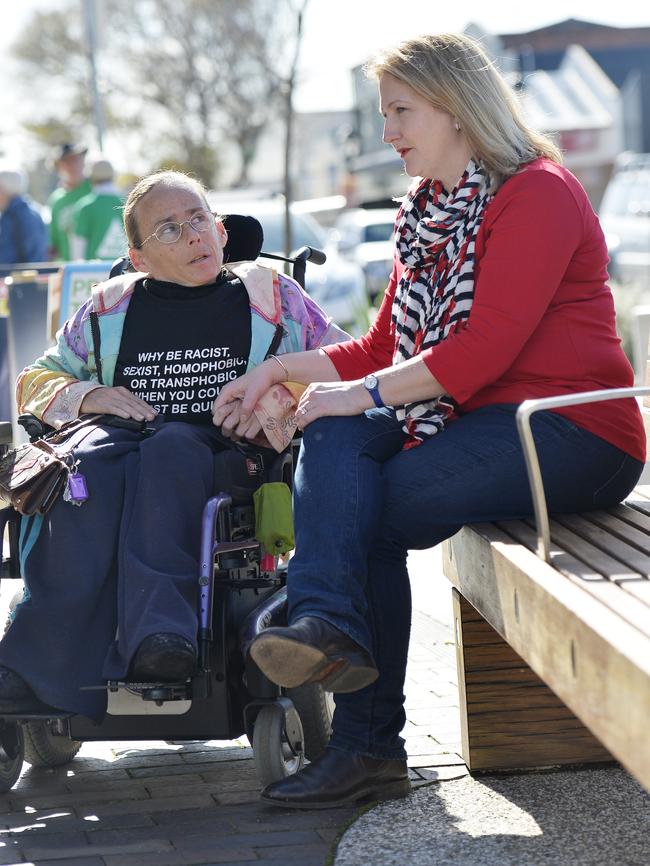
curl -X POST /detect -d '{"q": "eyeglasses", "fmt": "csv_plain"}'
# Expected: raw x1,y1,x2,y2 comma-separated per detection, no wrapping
139,211,217,247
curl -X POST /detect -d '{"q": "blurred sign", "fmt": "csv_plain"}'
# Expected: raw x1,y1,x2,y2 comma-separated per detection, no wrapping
3,268,57,442
558,129,599,153
0,318,9,422
57,262,111,330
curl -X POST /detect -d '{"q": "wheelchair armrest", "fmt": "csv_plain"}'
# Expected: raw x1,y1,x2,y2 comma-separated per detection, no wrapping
1,507,21,581
267,450,293,485
17,414,49,441
0,422,11,446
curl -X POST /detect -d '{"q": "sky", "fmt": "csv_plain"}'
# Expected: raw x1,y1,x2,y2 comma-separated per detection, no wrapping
1,0,649,165
295,2,650,112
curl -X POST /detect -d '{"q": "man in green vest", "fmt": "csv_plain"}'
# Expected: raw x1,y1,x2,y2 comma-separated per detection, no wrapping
71,157,126,261
48,143,92,261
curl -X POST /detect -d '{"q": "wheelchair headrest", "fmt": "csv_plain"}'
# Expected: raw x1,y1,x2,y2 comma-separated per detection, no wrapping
109,214,265,279
221,214,264,263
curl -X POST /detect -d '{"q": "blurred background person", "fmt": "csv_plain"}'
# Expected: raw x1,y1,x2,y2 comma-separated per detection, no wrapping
71,156,126,260
0,164,47,266
48,142,91,261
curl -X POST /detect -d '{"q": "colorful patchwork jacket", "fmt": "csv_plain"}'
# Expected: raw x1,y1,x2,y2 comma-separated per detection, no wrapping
17,262,347,426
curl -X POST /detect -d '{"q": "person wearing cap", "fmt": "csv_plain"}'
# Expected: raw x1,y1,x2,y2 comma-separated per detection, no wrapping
71,156,126,260
48,143,92,261
0,165,48,266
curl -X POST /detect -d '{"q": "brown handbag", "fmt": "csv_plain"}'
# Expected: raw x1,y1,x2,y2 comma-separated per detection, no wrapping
0,439,69,515
0,415,104,517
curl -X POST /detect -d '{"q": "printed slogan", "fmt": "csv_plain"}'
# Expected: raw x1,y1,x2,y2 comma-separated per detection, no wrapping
122,346,247,417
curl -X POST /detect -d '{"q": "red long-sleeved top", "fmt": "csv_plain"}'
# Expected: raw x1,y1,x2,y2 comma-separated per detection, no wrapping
324,158,646,462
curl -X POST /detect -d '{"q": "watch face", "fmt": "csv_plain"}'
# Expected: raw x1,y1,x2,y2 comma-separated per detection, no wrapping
365,374,378,389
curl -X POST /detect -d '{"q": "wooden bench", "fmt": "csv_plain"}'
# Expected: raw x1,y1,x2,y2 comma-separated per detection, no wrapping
442,383,650,792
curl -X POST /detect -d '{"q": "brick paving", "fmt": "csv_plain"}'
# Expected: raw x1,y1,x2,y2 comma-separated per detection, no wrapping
0,555,465,865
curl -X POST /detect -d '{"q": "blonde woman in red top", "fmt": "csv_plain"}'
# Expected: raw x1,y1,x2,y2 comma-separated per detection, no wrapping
214,32,644,809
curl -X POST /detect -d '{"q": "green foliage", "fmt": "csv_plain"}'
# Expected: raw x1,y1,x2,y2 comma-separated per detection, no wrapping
610,281,650,378
22,119,79,149
10,0,299,186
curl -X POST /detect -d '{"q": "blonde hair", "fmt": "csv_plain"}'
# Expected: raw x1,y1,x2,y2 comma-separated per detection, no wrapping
365,32,562,188
124,170,209,248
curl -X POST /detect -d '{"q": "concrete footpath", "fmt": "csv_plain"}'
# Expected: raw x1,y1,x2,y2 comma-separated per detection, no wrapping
0,549,647,865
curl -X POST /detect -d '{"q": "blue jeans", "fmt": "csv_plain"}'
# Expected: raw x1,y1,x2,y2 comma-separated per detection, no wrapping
287,405,643,760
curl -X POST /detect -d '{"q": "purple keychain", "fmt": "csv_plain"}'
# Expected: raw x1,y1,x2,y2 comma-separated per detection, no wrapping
63,460,89,506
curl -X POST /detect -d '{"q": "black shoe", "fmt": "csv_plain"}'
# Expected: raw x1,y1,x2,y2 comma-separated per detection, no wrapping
261,747,410,809
131,633,196,683
249,616,379,693
0,665,61,715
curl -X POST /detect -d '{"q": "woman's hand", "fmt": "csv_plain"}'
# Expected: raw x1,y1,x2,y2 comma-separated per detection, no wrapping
295,380,372,429
212,359,280,428
80,386,157,421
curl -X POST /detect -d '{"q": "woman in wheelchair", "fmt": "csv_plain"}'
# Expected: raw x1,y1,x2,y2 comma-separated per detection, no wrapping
0,170,343,721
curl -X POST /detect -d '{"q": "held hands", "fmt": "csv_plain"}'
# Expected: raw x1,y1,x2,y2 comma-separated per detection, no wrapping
212,360,279,435
216,399,263,442
80,386,157,421
213,360,374,438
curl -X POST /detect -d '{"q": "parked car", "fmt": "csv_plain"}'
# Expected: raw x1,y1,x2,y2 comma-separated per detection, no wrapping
332,208,398,304
599,152,650,288
206,194,368,334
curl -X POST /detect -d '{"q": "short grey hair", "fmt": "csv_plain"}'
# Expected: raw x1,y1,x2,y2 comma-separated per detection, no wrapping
0,166,26,198
124,170,210,249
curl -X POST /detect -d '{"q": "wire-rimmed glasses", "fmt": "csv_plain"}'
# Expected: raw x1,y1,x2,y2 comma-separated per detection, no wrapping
138,211,217,247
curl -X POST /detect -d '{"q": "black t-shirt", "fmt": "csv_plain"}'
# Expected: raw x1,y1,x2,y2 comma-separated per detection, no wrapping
114,272,251,424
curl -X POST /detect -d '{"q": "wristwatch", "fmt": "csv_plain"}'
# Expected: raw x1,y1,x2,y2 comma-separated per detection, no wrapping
363,374,385,408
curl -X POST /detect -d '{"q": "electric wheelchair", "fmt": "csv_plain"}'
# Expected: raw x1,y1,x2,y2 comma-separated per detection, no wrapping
0,216,333,793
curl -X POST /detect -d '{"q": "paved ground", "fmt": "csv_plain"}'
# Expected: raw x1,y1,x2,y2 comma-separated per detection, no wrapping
334,551,650,866
335,766,650,866
0,548,465,865
1,549,646,865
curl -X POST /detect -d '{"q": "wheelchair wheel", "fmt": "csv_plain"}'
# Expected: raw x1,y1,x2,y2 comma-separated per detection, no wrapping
2,589,81,769
252,703,305,787
0,721,24,792
23,721,82,768
287,682,333,762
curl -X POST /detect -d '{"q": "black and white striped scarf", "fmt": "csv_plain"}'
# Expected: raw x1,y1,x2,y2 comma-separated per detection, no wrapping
391,160,493,446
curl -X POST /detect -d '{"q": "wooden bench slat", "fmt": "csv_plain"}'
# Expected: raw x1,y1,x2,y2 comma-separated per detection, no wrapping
495,520,650,637
628,500,650,520
583,510,650,562
551,513,650,607
609,501,650,533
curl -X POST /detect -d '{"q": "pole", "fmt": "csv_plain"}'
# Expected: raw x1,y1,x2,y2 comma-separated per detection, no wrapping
282,0,309,264
82,0,105,151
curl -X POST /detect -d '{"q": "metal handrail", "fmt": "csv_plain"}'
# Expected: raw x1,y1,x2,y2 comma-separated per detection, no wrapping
516,386,650,563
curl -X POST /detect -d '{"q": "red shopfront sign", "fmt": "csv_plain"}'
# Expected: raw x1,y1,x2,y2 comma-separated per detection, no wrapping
558,129,599,152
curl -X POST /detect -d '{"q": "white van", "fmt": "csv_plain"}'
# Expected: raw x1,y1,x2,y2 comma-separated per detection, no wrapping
207,194,368,334
599,152,650,288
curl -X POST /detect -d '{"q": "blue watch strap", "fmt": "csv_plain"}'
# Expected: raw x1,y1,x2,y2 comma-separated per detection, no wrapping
364,376,384,408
